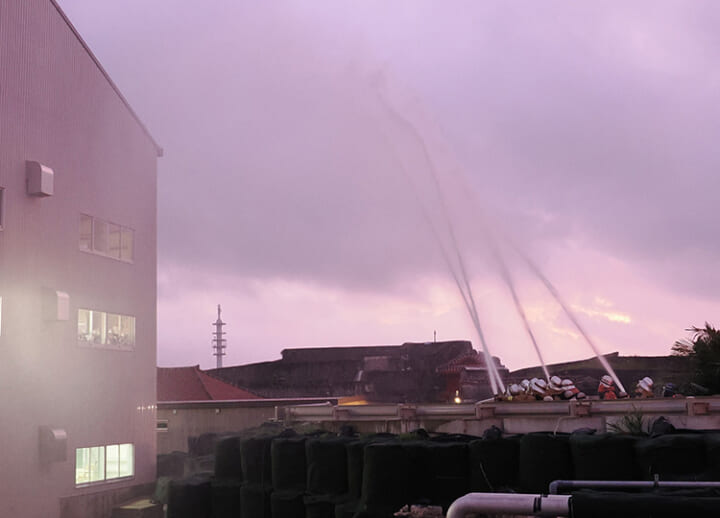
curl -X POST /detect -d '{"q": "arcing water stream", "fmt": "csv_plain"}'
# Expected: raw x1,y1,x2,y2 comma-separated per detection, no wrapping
373,72,624,396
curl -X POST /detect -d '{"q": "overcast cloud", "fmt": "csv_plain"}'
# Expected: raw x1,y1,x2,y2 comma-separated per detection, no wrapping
57,1,720,370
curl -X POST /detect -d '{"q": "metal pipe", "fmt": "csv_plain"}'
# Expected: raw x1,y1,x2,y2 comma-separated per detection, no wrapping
446,492,571,518
549,479,720,494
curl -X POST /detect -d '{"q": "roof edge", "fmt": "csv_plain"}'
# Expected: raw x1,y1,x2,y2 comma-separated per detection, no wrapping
49,0,163,157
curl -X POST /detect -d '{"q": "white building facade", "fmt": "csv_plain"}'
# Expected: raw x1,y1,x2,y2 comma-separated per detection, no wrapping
0,1,160,516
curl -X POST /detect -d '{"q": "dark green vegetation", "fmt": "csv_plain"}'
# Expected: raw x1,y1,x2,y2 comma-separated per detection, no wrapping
672,323,720,394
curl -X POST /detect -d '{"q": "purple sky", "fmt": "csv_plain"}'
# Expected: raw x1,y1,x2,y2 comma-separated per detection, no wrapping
57,1,720,371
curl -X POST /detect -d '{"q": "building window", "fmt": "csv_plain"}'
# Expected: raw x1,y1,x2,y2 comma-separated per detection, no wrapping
75,443,134,486
79,214,134,262
0,187,5,230
78,309,135,350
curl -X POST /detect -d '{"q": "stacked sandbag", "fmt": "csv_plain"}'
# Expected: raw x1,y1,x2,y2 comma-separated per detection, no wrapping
518,433,573,493
270,491,306,518
356,441,410,517
571,489,720,518
468,436,521,492
209,435,244,518
214,435,244,480
189,432,220,457
211,478,242,518
703,433,720,480
241,435,275,518
333,440,368,518
157,451,188,479
241,484,272,518
304,437,351,518
272,436,307,491
635,433,707,481
271,436,308,518
402,442,433,505
241,436,274,487
428,442,469,511
570,433,639,481
167,473,213,518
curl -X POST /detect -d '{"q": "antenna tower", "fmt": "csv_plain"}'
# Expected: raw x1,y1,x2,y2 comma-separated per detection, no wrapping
212,304,226,369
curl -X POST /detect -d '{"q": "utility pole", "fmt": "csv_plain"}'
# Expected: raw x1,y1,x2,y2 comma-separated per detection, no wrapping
212,304,226,369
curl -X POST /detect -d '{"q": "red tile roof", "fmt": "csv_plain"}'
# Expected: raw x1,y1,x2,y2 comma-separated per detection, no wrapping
157,365,260,401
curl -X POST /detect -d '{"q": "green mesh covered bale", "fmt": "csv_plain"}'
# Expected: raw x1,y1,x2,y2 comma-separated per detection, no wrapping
306,437,350,496
215,435,244,480
270,490,306,518
361,442,409,511
158,451,187,479
570,433,639,481
241,484,272,518
271,437,307,491
346,441,366,500
402,442,432,504
241,436,274,487
211,479,242,518
571,489,720,518
518,433,573,493
429,442,469,510
468,437,520,492
635,434,707,481
167,473,212,518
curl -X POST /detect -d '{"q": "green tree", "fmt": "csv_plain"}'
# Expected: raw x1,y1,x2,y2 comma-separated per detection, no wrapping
672,323,720,394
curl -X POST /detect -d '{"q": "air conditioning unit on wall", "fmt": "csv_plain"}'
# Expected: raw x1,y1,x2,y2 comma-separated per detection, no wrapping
26,161,54,197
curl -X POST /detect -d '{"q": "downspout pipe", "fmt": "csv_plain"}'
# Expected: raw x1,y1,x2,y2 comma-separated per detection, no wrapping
550,479,720,494
446,492,571,518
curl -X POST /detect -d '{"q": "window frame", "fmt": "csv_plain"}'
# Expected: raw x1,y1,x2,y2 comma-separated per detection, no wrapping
75,443,135,487
77,308,136,351
79,214,134,263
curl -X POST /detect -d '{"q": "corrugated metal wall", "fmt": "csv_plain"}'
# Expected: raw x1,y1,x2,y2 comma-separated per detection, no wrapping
0,1,159,517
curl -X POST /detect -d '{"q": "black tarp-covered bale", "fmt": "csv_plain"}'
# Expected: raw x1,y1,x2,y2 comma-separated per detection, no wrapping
215,435,244,480
167,473,212,518
570,433,639,481
241,484,272,518
359,442,410,516
306,437,350,496
403,442,433,505
346,440,366,500
635,434,707,481
158,451,188,479
571,489,720,518
241,436,274,487
210,478,242,518
270,490,306,518
189,433,220,457
429,442,469,510
468,437,520,492
271,436,307,491
703,433,720,480
518,433,573,493
304,494,341,518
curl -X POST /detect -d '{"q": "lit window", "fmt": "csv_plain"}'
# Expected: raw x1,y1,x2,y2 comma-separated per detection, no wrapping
80,214,134,263
78,309,135,350
75,443,134,486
